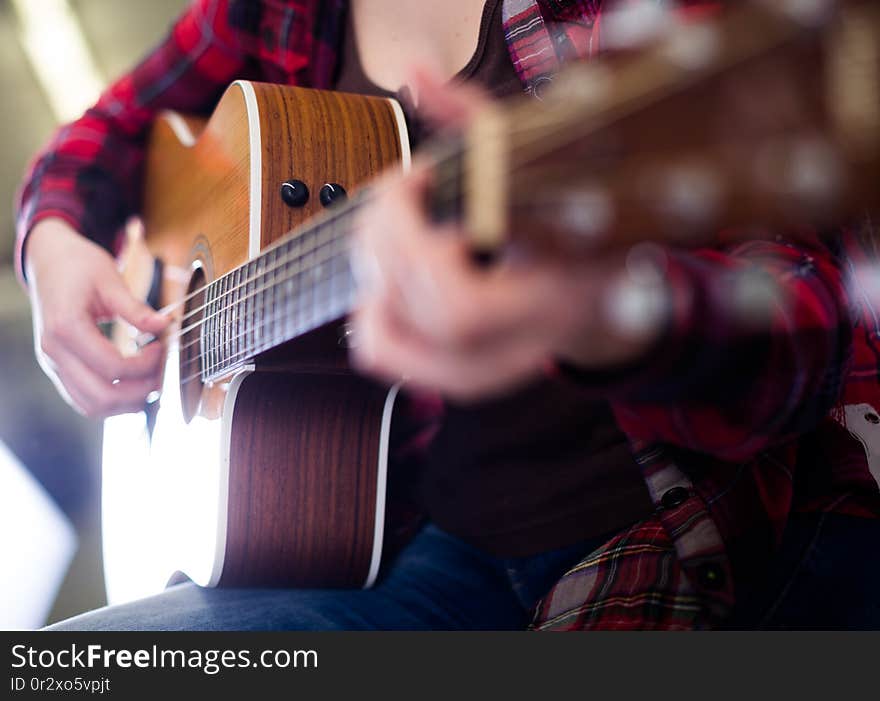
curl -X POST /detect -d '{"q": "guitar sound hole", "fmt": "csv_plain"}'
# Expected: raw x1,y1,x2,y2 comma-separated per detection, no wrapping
180,266,207,423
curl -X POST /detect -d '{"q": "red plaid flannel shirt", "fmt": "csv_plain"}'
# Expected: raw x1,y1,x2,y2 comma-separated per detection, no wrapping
16,0,880,629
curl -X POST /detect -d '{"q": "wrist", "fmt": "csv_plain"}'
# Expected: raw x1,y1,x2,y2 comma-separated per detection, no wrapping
24,218,82,280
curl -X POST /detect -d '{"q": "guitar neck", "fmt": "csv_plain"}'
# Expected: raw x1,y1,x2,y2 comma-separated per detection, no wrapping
194,1,880,381
200,199,363,381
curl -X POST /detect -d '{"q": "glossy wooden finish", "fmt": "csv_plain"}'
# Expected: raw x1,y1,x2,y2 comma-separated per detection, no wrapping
221,372,389,587
104,81,406,600
254,83,407,248
101,3,880,603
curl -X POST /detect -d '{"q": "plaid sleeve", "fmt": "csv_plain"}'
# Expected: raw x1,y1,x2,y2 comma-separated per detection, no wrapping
14,0,251,284
558,238,853,462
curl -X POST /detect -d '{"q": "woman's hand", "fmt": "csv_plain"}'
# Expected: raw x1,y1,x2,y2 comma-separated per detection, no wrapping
25,218,169,417
349,164,671,401
348,74,672,401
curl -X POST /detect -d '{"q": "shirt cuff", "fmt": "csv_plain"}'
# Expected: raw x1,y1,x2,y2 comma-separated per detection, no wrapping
550,249,754,404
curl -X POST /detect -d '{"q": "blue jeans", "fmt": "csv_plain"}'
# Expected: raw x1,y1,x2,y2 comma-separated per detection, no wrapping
48,514,880,631
46,524,606,631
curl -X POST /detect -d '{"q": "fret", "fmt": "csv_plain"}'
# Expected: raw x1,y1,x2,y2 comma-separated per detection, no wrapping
315,229,331,326
276,246,285,348
314,238,326,329
289,237,303,338
228,266,237,369
231,265,240,364
336,238,350,314
276,245,287,345
283,238,298,340
315,237,333,327
213,274,221,373
256,255,266,352
200,201,363,382
302,242,314,333
198,283,209,382
253,258,262,354
251,257,263,358
270,245,281,350
245,259,255,360
250,261,260,358
264,246,274,349
213,278,222,376
327,251,340,322
278,243,290,341
265,253,274,353
272,245,283,343
214,274,222,373
318,241,330,328
237,264,245,361
253,262,260,356
226,271,235,367
254,258,263,357
227,271,235,368
311,239,323,329
326,238,336,320
333,241,353,318
307,245,317,332
297,234,310,333
202,284,214,375
287,238,301,337
219,272,228,371
205,280,216,378
215,271,232,377
244,260,254,359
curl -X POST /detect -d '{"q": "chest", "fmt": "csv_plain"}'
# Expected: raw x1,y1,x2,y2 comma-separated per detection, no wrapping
348,0,490,92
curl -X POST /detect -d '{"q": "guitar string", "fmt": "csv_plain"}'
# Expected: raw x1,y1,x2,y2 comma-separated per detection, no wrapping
133,9,842,335
175,241,353,376
170,203,361,340
142,29,850,377
148,136,462,328
176,255,354,386
177,270,355,386
146,102,617,352
178,258,353,372
174,147,500,374
175,129,519,378
174,213,365,383
172,114,826,381
176,150,578,382
145,95,591,338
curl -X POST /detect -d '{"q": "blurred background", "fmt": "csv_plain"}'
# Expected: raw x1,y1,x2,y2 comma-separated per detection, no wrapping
0,0,187,628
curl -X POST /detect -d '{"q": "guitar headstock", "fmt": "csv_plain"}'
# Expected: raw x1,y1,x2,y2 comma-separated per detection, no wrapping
458,0,880,256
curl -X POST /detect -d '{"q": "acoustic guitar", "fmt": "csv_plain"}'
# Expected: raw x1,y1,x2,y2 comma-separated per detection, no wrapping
101,2,879,604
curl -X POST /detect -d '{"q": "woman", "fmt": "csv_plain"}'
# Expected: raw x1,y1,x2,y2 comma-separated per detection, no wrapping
17,0,877,629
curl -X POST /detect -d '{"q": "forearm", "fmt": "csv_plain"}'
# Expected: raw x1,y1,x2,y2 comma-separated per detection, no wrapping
15,0,247,284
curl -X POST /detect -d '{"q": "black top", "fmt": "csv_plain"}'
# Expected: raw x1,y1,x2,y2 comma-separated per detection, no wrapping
335,0,654,557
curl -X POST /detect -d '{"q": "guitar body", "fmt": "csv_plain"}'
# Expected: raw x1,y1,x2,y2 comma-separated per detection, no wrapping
96,5,880,606
102,81,410,604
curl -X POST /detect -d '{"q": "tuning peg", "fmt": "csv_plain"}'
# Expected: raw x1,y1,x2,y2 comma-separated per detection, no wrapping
320,183,348,208
280,180,309,207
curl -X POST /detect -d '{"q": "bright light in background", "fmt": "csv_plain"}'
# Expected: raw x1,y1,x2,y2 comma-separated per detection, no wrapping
102,410,226,605
11,0,105,123
102,351,225,605
0,441,77,630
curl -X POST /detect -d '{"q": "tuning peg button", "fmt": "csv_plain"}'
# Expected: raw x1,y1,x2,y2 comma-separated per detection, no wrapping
320,183,348,208
281,180,309,207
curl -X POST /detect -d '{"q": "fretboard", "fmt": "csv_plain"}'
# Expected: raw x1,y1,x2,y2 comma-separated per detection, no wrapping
195,133,465,383
199,201,362,381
